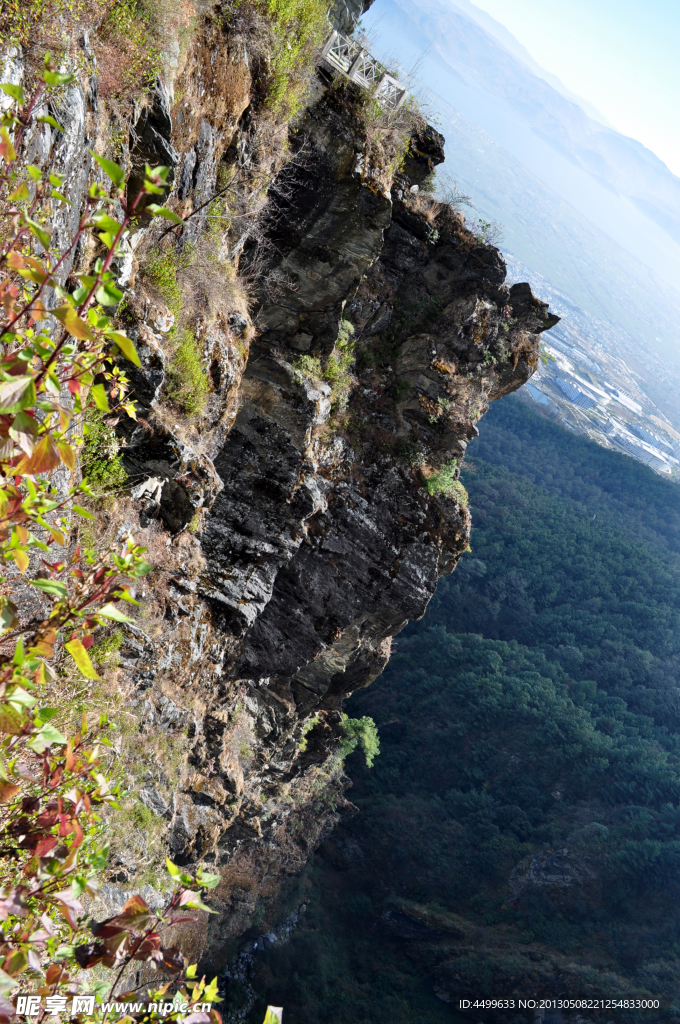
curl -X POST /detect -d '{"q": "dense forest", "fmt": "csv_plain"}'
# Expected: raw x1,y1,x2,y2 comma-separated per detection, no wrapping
240,397,680,1023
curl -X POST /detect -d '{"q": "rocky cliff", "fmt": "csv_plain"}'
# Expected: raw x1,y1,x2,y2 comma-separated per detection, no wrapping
1,0,557,981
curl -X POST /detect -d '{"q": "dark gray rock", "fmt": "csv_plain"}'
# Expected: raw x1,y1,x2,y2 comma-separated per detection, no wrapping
139,785,171,818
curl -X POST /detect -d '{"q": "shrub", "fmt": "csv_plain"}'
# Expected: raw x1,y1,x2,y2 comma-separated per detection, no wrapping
425,459,469,506
340,714,380,768
293,320,356,411
0,63,227,1020
325,319,356,410
81,409,128,492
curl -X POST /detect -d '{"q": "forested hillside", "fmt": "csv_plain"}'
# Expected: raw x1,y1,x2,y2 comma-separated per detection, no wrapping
244,398,680,1023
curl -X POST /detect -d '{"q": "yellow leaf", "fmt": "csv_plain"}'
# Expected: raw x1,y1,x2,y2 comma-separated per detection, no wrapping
56,441,75,469
52,304,93,341
7,182,28,202
65,639,100,680
47,526,66,545
108,332,141,367
13,549,29,574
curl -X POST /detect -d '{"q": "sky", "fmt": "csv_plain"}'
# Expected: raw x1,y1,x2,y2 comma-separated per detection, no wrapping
466,0,680,177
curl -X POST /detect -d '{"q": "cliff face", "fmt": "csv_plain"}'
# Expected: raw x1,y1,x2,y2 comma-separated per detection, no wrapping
1,3,557,976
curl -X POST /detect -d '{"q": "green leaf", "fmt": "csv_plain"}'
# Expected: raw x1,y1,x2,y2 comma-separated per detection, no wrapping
39,722,66,744
197,868,221,889
90,151,125,188
3,949,27,977
30,578,67,599
108,331,141,367
145,164,170,184
72,875,87,898
145,204,184,225
0,376,36,414
0,83,24,105
28,721,67,753
12,637,24,667
90,382,110,412
7,687,36,710
25,217,50,250
65,639,100,680
95,282,123,306
72,505,95,519
166,859,194,886
27,165,42,181
203,976,220,1002
88,844,109,871
38,114,64,132
91,211,121,234
43,70,75,87
35,707,58,724
97,602,133,623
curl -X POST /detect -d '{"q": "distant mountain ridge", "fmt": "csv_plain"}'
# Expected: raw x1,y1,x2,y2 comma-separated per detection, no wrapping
448,0,616,128
397,0,680,249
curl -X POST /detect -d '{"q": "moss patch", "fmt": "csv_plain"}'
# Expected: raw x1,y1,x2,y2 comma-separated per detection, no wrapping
166,326,211,415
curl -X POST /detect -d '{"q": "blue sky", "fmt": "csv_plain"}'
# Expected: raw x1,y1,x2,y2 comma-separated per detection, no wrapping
468,0,680,176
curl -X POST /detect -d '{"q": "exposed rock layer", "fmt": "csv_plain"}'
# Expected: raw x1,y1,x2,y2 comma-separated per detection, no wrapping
1,13,557,974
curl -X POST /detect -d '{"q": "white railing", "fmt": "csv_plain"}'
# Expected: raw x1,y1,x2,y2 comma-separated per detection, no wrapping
319,30,407,111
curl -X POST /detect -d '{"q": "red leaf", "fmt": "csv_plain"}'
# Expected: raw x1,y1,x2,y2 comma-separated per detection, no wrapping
131,933,161,960
158,945,184,973
15,436,60,476
45,963,63,985
34,836,58,858
70,819,84,851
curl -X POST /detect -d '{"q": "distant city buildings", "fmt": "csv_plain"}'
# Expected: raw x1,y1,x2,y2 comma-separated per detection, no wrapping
553,377,597,409
609,433,671,473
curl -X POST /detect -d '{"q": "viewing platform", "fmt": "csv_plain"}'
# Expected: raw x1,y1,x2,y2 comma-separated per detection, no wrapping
319,30,408,110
